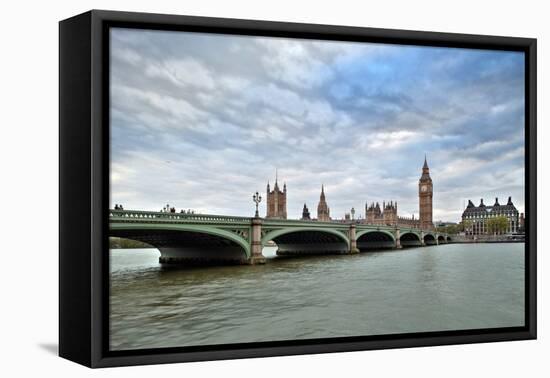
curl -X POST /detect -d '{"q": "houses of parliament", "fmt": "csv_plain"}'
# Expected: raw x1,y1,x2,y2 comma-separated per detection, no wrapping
265,157,434,230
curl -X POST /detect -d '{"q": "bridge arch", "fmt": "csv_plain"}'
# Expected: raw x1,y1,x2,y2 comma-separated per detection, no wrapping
446,236,452,242
437,235,446,244
356,229,396,251
356,229,395,241
262,227,350,256
400,231,422,247
110,223,251,262
424,233,437,245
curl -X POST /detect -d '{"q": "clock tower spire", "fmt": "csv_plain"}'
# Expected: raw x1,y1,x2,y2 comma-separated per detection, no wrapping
419,155,433,230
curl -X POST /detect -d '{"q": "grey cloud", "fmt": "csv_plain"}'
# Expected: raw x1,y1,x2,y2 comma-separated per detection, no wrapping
109,28,526,221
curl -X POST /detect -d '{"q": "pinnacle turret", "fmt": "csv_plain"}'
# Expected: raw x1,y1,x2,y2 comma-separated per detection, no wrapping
266,171,287,219
317,185,330,221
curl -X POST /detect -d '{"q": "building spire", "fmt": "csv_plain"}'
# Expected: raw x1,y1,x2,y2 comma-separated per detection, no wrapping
420,154,431,181
317,184,330,221
273,169,279,190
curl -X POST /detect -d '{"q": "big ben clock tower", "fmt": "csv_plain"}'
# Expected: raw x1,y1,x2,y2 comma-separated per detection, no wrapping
419,156,433,230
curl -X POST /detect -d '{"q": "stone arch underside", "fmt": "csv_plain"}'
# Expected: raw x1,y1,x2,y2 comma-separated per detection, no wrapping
356,230,396,251
437,235,446,243
263,229,350,256
400,232,422,247
424,233,437,245
110,226,250,265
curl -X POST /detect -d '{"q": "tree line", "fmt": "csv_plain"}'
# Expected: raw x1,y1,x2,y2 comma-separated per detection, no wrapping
436,216,511,235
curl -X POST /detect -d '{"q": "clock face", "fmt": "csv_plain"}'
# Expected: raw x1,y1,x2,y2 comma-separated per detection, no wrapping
421,185,428,192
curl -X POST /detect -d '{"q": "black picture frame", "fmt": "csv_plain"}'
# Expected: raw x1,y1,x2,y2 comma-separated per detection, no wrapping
59,9,537,368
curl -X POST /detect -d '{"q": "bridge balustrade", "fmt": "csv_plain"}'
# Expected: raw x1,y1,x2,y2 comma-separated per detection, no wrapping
109,209,251,224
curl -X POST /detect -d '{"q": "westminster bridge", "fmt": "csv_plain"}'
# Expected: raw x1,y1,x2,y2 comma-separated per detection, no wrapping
109,209,452,265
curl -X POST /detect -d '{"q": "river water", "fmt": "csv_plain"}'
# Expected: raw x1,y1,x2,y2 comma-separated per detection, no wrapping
109,243,524,351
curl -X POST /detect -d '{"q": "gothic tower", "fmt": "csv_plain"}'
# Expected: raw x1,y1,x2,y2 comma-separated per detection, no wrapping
383,201,398,226
419,156,433,230
317,185,331,222
301,203,311,220
365,202,382,223
266,171,287,219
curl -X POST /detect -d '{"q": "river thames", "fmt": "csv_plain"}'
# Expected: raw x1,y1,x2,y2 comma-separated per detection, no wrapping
109,243,524,351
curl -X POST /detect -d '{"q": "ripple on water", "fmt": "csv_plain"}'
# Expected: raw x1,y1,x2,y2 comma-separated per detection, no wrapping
109,243,525,350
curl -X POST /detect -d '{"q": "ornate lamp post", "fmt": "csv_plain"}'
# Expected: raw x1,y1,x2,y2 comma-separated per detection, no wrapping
351,207,355,221
252,191,262,218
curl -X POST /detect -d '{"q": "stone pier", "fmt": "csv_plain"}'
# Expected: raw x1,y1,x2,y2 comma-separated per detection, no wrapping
395,228,402,249
248,217,266,264
349,223,360,254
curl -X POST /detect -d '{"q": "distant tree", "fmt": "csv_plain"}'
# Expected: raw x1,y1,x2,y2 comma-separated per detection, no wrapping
460,220,473,234
436,224,458,235
487,216,509,235
446,224,459,235
497,216,509,234
435,224,460,235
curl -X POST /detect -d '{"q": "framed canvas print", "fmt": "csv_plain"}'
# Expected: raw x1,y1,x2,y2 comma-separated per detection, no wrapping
59,10,537,368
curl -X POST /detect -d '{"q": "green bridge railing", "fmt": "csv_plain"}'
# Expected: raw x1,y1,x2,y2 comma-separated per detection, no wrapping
109,209,437,235
109,209,251,224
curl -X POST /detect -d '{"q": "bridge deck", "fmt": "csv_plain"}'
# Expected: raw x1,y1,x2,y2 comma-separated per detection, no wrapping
109,210,449,265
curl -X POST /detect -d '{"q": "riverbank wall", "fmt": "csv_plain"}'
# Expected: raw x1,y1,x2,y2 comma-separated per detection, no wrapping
449,234,525,243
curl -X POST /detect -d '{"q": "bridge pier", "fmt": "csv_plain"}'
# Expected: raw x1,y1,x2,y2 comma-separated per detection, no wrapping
349,223,360,254
248,217,266,264
395,229,402,249
420,231,426,246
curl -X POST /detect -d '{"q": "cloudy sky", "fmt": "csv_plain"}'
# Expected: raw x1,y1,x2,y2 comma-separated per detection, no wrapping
109,28,525,222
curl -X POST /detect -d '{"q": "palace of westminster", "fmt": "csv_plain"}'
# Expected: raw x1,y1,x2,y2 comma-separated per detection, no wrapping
265,157,435,230
265,157,522,234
